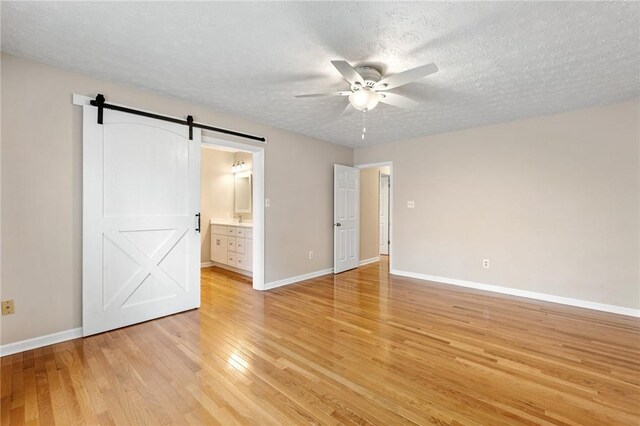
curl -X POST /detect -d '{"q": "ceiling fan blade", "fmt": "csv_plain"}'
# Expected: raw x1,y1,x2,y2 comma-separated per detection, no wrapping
295,91,351,98
374,63,438,90
378,92,419,109
341,103,356,116
331,60,365,85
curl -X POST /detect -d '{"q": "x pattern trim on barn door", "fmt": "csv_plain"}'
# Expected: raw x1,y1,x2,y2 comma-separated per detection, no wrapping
102,226,189,310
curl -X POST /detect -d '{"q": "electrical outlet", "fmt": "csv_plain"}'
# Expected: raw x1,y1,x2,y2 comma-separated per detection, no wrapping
309,251,313,259
265,198,270,207
483,259,490,269
407,200,415,208
1,300,15,316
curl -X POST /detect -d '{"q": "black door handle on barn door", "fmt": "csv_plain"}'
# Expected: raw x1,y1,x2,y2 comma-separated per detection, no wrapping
195,213,201,232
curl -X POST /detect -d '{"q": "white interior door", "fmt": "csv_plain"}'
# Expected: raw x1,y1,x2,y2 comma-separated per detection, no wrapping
379,174,390,255
83,106,201,336
334,164,359,274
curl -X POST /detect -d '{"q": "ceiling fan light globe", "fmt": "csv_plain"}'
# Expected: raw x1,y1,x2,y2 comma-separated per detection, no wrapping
349,89,380,111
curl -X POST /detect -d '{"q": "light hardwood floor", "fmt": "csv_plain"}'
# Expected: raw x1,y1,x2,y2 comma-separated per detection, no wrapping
2,258,639,425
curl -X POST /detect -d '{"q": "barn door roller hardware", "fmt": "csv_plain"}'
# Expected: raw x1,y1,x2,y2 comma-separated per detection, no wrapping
90,94,266,143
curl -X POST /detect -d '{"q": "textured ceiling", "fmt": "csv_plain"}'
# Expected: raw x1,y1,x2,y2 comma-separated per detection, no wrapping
2,2,639,147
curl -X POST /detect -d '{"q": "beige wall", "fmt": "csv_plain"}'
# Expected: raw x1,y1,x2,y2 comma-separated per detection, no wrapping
0,54,353,345
200,147,235,263
359,166,390,261
355,101,640,309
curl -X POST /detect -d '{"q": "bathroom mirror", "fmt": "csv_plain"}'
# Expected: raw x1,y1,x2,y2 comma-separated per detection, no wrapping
234,171,252,214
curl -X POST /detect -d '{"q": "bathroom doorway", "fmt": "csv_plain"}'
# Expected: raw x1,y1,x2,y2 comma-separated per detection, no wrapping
200,135,265,290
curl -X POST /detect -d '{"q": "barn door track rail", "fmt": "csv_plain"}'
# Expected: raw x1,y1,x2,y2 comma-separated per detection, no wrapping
90,94,266,143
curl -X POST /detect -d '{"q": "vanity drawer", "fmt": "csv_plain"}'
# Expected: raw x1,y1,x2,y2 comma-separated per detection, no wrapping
235,253,248,270
227,252,237,267
236,227,246,238
227,227,237,236
212,225,227,236
245,228,253,239
227,236,236,250
235,238,246,254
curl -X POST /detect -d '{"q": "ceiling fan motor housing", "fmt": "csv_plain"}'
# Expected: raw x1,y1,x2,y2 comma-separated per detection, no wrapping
353,66,382,89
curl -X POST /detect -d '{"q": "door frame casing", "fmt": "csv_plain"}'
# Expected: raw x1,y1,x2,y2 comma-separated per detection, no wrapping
355,161,393,271
379,173,390,256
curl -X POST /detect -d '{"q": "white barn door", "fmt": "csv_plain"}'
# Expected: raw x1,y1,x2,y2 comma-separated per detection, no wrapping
83,106,201,336
334,164,359,274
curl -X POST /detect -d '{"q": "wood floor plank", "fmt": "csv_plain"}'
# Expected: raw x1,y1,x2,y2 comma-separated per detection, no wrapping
2,258,639,425
1,357,12,426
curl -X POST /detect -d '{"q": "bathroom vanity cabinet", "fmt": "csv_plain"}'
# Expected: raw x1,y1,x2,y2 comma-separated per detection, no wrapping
211,221,253,275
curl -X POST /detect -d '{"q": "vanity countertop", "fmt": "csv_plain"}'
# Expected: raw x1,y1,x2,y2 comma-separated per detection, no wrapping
210,219,253,228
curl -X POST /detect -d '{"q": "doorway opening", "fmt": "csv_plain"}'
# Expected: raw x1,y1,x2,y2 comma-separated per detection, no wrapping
357,162,392,270
201,135,265,291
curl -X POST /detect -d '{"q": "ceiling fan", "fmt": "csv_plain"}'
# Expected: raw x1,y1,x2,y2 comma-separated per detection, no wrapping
295,60,439,115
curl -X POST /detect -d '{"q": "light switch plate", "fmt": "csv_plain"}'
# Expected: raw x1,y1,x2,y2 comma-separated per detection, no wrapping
265,198,270,207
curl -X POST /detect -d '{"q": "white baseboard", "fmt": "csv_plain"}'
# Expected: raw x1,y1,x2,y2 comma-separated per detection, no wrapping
201,261,214,268
0,327,83,357
359,257,380,266
264,268,334,290
390,269,640,318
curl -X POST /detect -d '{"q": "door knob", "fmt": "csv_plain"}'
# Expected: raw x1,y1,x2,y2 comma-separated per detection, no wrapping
335,222,342,227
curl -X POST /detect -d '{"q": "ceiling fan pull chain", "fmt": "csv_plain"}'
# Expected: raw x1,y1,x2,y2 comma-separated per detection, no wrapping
361,110,366,140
